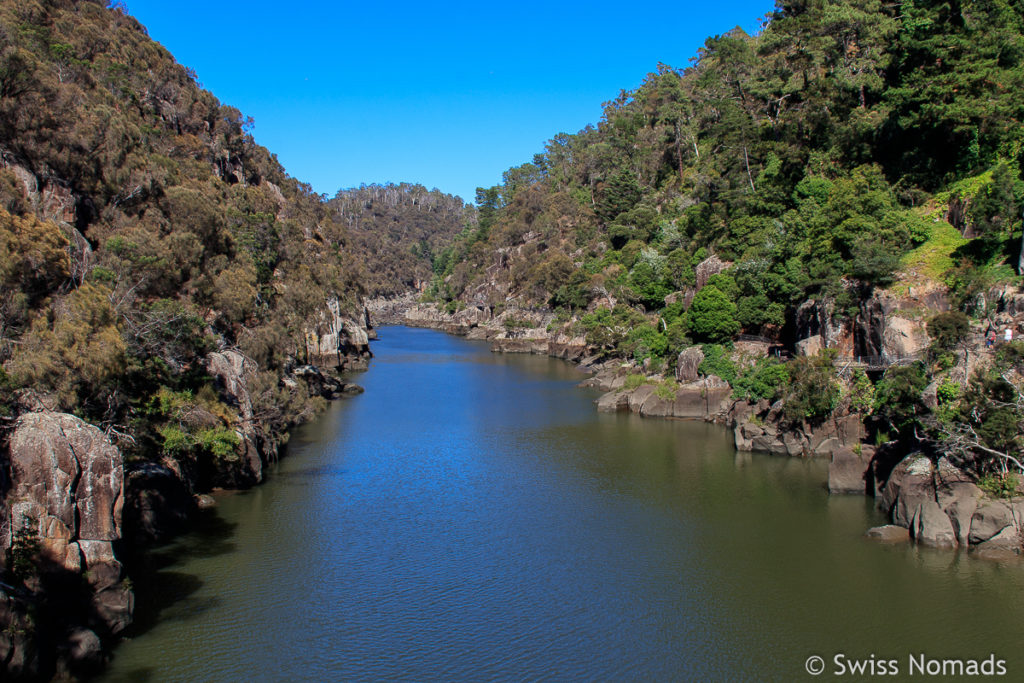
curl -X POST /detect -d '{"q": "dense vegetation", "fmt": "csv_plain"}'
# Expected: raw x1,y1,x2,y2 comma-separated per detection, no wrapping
328,183,474,297
0,0,464,472
429,0,1024,477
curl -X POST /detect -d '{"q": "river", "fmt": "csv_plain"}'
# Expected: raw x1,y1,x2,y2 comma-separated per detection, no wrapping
101,326,1024,681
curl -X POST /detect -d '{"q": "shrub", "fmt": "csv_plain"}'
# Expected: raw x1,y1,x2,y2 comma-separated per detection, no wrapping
978,472,1019,499
698,344,737,384
732,358,788,402
687,285,740,343
783,350,840,423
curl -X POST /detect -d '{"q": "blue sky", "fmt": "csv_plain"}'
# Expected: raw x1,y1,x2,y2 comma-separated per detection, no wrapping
125,1,775,203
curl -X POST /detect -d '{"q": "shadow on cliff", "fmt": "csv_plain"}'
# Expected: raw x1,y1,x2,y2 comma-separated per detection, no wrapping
117,508,238,640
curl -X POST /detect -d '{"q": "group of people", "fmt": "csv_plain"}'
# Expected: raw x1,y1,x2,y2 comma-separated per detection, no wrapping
985,326,1015,349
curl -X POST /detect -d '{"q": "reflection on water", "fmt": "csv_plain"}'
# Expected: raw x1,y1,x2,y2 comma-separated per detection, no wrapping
101,327,1024,682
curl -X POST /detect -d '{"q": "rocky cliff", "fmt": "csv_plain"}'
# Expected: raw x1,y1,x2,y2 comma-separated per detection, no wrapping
0,413,131,678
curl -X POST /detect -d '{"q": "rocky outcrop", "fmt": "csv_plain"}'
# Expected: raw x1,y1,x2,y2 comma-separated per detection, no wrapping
828,446,874,494
595,376,733,421
1,412,133,676
795,298,855,357
733,409,864,457
675,347,704,382
206,350,264,486
694,255,732,290
854,291,931,360
306,297,373,370
291,365,364,399
876,455,1024,553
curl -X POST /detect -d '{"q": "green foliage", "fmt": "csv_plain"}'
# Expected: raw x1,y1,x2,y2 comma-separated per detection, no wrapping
698,344,737,384
687,285,740,343
873,364,928,435
654,379,678,401
623,322,668,362
847,369,875,414
782,351,840,423
936,380,960,406
977,473,1020,499
928,311,971,351
732,357,788,402
622,373,649,391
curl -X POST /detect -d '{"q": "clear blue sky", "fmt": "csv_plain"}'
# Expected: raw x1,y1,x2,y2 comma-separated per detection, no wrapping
125,1,775,203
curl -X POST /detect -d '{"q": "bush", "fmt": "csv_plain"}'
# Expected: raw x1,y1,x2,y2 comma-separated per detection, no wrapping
873,364,928,435
687,285,740,343
978,472,1019,499
732,358,788,402
783,351,840,423
928,311,970,351
698,344,737,384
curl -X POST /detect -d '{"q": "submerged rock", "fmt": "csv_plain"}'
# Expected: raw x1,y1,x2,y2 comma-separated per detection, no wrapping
865,525,911,543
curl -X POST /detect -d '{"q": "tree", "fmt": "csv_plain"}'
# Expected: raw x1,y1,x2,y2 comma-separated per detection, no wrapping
687,285,740,343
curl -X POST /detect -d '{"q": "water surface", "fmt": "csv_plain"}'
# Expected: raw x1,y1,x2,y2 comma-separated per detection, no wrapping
102,326,1024,681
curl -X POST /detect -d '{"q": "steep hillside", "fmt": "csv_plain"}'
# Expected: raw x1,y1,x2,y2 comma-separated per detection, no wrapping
0,1,463,677
418,0,1024,542
329,183,474,297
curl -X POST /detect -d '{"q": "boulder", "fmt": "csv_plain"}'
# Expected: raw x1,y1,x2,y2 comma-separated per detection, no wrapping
939,483,982,546
968,501,1016,545
675,347,704,382
972,525,1022,557
893,457,936,528
911,498,958,548
828,447,871,494
596,391,629,413
796,336,823,357
63,628,102,670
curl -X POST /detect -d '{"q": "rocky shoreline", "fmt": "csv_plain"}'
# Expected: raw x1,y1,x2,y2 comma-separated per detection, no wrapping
0,316,372,679
387,296,1024,561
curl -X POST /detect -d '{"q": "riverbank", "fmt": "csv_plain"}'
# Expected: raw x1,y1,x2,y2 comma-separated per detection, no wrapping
0,321,371,679
381,297,1024,559
96,326,1024,681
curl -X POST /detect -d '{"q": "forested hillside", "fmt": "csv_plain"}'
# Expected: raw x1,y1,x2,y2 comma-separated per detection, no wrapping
329,183,474,296
435,0,1023,327
0,2,466,675
426,0,1024,480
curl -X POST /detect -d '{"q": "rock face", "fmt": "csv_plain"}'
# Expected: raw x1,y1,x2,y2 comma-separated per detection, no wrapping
5,413,124,564
595,376,733,421
207,350,264,486
306,296,373,370
1,413,133,674
694,254,732,290
795,298,854,357
828,446,873,494
854,292,930,359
